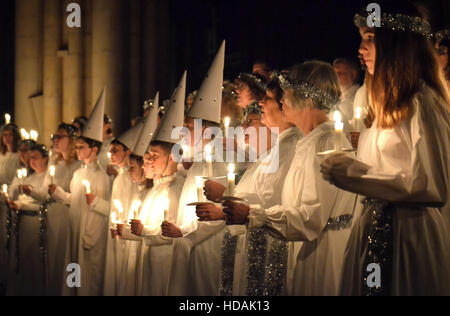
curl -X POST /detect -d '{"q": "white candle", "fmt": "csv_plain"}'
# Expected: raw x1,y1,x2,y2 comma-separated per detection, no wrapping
82,179,91,194
30,130,38,142
354,107,363,132
334,111,344,152
196,176,204,202
4,114,11,125
205,145,213,178
223,117,230,139
49,165,56,184
227,163,235,197
113,199,124,222
163,198,170,222
107,152,112,161
182,145,191,161
129,200,142,220
21,168,27,179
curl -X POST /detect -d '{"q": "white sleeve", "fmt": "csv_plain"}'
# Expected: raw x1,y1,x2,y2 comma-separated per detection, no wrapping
51,186,72,205
90,196,111,217
328,95,449,207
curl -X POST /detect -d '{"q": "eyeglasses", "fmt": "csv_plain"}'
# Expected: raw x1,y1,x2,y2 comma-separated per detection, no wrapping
75,145,87,151
51,135,69,141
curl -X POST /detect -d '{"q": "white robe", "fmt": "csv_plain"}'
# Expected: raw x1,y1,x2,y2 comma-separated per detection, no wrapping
140,171,185,296
0,151,20,284
231,127,302,296
103,167,135,296
330,84,450,296
29,158,81,295
6,171,47,296
249,121,356,296
98,137,113,172
166,156,228,296
53,160,111,296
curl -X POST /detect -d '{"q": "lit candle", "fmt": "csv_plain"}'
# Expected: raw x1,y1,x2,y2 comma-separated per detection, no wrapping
196,176,204,202
30,130,38,142
163,198,170,222
113,199,124,222
129,200,142,220
49,165,56,185
111,211,117,225
2,184,8,202
354,107,363,132
82,180,91,194
223,117,230,139
182,145,191,161
4,114,11,125
334,111,344,152
107,152,112,161
227,163,235,197
205,144,213,178
20,128,29,140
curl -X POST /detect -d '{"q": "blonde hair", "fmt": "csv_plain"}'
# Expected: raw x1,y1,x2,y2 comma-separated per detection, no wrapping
288,60,341,113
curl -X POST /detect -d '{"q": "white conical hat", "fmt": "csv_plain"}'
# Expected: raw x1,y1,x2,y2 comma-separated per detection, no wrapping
82,88,106,142
133,91,160,157
152,71,187,144
188,41,225,124
117,121,145,151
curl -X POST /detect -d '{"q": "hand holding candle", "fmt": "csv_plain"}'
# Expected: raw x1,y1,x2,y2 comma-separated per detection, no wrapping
113,200,125,236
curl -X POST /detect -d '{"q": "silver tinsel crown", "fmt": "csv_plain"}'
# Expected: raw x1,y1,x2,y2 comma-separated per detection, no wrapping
435,29,450,43
238,73,267,92
353,12,433,38
272,71,340,111
142,99,154,111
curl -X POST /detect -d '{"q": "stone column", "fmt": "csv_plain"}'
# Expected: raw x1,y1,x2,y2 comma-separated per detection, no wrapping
92,0,127,135
62,0,84,123
43,0,62,145
15,0,44,132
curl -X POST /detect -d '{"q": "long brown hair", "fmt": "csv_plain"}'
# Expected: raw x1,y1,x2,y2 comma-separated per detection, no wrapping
366,2,450,129
0,124,21,155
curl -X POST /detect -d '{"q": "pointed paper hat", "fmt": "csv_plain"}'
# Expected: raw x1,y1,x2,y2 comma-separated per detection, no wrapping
188,41,225,124
152,71,187,144
117,121,145,152
133,91,160,157
82,88,106,142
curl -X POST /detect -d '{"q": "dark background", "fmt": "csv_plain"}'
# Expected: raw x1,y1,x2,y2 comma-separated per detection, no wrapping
1,0,449,116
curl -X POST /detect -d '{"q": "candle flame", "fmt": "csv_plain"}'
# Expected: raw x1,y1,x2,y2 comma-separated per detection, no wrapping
49,165,56,177
17,169,22,179
21,168,27,178
333,111,342,123
355,107,362,120
205,144,212,155
224,117,231,128
30,130,38,141
2,184,7,195
4,114,11,125
20,128,30,140
111,211,117,224
82,180,91,194
107,152,112,160
113,199,124,215
228,163,235,174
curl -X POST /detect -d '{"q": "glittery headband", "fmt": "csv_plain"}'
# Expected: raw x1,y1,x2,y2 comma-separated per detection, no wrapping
435,29,450,43
238,73,267,92
353,12,433,38
272,71,340,110
142,99,155,111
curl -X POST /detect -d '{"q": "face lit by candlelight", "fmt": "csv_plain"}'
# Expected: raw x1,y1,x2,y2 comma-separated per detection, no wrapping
75,139,94,161
109,143,128,166
28,149,48,174
2,129,14,147
143,153,155,179
128,157,144,183
52,128,71,154
259,89,283,128
236,82,255,108
148,145,172,176
359,27,376,75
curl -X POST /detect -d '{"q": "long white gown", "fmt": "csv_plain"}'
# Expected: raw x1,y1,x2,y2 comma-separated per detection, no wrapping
113,183,149,296
6,170,47,296
230,126,302,296
166,155,228,296
29,158,81,295
0,151,20,286
140,171,185,296
328,84,450,296
249,121,356,296
53,160,111,296
103,167,135,296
